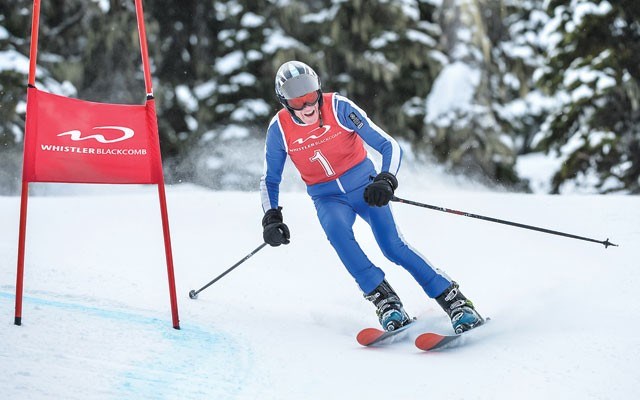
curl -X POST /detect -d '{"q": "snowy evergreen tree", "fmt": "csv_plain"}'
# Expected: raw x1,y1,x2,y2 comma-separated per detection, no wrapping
143,0,223,183
489,0,552,155
424,0,520,186
0,0,84,194
296,0,444,146
535,0,640,193
162,0,281,188
0,1,29,194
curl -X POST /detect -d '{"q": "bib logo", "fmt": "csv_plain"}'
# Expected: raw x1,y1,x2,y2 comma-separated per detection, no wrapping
293,125,331,145
57,126,134,143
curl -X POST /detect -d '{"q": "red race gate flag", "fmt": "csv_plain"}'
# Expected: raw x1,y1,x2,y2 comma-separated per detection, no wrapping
15,0,180,329
23,89,163,184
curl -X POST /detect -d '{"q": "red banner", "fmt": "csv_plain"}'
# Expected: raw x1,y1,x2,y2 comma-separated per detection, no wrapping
23,88,162,184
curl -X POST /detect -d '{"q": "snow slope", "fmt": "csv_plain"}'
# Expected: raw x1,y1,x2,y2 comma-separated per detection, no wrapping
0,181,638,399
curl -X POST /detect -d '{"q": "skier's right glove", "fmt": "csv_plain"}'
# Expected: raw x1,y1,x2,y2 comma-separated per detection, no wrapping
262,207,290,247
364,172,398,207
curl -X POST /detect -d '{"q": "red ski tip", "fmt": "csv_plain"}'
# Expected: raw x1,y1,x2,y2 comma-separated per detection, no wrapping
414,333,446,351
357,328,385,346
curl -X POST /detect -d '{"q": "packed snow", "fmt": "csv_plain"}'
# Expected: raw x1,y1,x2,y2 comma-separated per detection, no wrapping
1,166,638,399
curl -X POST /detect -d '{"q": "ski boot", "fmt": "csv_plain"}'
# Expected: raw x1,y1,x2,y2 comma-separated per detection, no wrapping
436,281,484,334
365,279,412,332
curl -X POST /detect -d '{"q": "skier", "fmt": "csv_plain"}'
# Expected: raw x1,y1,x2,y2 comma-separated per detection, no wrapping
260,60,484,334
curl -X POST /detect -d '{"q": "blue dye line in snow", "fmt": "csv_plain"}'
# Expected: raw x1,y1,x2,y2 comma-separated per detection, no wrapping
0,291,166,325
0,291,254,399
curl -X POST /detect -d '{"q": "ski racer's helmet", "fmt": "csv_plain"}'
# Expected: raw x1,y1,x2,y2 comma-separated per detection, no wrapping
274,61,322,111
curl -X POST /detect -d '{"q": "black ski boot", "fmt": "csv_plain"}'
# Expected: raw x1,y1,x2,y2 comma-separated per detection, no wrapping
364,279,412,332
436,281,484,334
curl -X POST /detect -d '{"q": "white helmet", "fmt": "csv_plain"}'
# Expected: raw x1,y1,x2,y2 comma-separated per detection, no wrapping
274,61,322,108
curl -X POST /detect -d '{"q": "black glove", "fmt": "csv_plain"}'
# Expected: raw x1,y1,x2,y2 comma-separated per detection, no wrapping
262,207,290,246
363,172,398,207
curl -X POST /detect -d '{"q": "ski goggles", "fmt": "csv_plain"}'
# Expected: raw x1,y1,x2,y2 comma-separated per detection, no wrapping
286,91,320,110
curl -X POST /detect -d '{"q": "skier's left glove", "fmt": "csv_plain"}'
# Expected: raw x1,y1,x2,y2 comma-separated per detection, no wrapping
363,172,398,207
262,207,290,246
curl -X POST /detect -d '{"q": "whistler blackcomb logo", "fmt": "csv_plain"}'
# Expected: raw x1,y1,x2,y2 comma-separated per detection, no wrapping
40,125,147,156
293,125,331,145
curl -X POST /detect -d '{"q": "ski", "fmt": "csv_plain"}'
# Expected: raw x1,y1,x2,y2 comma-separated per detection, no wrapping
356,320,415,347
414,318,490,351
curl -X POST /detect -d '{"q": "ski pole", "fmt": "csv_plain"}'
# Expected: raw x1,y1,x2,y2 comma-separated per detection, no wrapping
189,242,268,299
391,196,618,249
